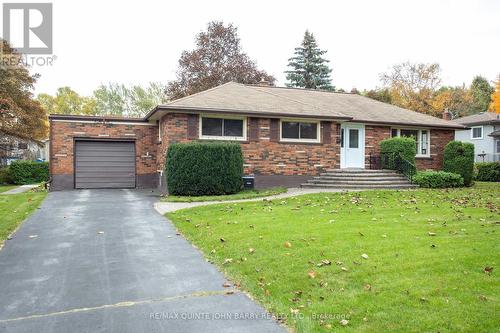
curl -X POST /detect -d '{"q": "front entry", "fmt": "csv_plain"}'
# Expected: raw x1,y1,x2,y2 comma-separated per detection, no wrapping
340,123,365,168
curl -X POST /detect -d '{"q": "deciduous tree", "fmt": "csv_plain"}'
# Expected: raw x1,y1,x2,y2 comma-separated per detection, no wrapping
430,86,473,117
38,87,96,116
489,75,500,114
166,21,275,100
285,31,333,90
0,39,48,140
380,62,441,116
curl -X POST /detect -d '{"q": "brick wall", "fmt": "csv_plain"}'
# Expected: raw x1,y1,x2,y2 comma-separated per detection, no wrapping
365,125,392,168
364,125,454,170
50,120,158,190
415,129,455,170
157,114,341,178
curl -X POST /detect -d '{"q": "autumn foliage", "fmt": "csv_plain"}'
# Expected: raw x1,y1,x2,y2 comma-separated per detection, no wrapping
489,74,500,114
166,21,275,100
0,39,48,140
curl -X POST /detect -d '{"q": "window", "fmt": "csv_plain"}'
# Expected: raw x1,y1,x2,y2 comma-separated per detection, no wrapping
200,116,246,140
496,140,500,154
349,129,359,148
391,128,430,157
471,126,483,139
17,143,28,149
280,120,320,142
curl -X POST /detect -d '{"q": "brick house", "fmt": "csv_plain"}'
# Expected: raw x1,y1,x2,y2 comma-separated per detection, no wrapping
48,82,464,191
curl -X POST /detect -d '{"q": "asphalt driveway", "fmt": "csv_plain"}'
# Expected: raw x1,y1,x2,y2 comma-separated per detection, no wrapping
0,189,285,333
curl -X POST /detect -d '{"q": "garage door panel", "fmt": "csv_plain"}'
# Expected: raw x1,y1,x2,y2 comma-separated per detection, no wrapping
75,141,136,189
75,159,135,164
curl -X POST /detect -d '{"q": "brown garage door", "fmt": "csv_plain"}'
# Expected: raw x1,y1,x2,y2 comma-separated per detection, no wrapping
75,140,136,189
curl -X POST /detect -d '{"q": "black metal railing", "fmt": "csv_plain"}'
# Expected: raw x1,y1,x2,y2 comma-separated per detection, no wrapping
369,152,416,183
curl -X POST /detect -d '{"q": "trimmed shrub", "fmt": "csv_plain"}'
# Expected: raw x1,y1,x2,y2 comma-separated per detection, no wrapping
443,141,474,186
475,162,500,182
166,142,243,196
380,137,416,170
413,171,464,188
9,161,49,185
0,167,13,184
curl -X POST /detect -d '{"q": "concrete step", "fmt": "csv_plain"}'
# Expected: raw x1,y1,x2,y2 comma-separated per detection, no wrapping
324,169,396,173
307,179,412,185
314,176,407,181
320,173,401,178
301,183,418,189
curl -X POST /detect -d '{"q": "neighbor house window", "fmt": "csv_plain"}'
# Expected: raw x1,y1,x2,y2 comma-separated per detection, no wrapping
391,128,430,157
200,116,246,140
280,120,320,142
471,126,483,139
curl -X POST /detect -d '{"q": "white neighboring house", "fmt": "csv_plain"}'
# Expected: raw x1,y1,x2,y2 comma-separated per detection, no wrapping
452,112,500,162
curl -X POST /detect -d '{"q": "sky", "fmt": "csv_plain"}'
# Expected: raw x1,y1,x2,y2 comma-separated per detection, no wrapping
2,0,499,96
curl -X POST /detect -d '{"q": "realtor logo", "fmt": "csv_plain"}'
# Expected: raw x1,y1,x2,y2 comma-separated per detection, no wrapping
2,3,53,54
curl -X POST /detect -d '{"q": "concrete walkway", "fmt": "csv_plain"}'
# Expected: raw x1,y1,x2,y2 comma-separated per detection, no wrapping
0,184,39,195
155,188,346,214
0,189,285,333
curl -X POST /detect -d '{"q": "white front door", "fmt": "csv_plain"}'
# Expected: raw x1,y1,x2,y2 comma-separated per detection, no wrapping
340,123,365,168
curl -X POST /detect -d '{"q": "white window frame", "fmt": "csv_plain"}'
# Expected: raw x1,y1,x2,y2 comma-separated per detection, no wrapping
471,126,483,140
199,114,247,141
391,128,431,158
279,119,321,143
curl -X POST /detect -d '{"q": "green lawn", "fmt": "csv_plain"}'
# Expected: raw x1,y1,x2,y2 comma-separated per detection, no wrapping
0,185,18,193
162,187,287,202
167,182,499,332
0,187,47,246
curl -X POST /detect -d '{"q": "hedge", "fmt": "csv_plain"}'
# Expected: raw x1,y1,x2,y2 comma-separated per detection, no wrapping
166,142,243,196
474,162,500,182
443,141,474,186
413,171,464,188
380,137,416,170
0,167,13,184
9,161,49,185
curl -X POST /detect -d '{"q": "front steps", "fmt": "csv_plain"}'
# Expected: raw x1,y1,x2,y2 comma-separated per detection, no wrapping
301,169,418,190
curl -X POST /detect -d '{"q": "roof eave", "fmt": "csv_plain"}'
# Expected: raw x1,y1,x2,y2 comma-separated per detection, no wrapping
48,114,148,123
149,105,353,121
357,119,466,130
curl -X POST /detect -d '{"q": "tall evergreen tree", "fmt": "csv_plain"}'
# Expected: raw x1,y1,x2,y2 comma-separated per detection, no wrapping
285,31,333,90
470,75,493,114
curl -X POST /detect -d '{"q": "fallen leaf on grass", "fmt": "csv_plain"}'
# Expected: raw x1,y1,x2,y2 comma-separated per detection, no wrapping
364,284,372,291
341,267,348,272
249,248,255,254
223,258,233,265
284,241,292,248
220,238,226,242
428,232,436,236
308,271,317,279
340,319,349,326
484,266,493,274
361,253,369,259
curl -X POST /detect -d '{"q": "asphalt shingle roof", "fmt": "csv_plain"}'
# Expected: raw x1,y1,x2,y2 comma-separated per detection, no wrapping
451,112,500,126
147,82,464,128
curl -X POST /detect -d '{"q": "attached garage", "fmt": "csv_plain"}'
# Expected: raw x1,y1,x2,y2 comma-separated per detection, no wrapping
74,140,136,189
